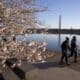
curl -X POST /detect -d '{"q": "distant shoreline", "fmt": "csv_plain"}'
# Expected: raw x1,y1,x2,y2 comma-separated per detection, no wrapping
26,28,80,34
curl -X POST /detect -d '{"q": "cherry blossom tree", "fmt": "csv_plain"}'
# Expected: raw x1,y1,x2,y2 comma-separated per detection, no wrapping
0,0,53,69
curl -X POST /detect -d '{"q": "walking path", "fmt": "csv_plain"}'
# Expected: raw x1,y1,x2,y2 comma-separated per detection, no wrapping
0,52,80,80
23,53,80,80
26,67,80,80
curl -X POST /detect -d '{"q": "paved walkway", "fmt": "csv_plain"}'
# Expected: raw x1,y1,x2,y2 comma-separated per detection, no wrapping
0,52,80,80
23,53,80,80
26,67,80,80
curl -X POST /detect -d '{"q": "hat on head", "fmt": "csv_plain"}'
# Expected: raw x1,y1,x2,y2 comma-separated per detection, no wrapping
66,37,69,40
73,36,76,40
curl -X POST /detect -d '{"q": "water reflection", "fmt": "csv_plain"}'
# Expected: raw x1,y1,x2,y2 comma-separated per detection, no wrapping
58,33,61,47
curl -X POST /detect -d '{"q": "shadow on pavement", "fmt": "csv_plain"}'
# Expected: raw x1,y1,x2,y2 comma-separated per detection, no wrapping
5,59,25,80
32,61,66,69
0,73,5,80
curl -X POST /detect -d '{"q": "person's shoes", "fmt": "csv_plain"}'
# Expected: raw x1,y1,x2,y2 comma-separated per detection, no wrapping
66,63,70,66
59,61,64,64
74,60,77,63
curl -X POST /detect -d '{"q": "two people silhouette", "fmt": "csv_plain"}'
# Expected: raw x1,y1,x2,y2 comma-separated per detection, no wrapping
60,36,77,65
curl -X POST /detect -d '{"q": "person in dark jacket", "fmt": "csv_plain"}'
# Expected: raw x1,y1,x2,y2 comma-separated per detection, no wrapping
68,36,77,63
60,37,70,65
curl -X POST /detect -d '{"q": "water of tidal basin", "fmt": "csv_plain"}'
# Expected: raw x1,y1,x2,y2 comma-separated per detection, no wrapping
16,34,80,54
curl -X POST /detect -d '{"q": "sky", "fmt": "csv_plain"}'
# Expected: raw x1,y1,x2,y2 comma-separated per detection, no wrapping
38,0,80,29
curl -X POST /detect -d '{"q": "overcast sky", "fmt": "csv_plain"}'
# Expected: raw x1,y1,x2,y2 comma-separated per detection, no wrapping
38,0,80,29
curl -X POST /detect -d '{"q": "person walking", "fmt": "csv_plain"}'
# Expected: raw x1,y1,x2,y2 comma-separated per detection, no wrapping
68,36,77,63
60,37,70,65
